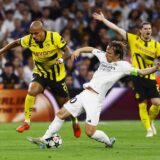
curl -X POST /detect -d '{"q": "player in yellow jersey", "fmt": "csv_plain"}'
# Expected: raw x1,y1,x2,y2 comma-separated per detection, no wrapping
93,12,160,137
0,21,81,138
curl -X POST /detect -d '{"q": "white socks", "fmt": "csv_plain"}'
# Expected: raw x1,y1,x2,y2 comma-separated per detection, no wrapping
42,116,64,139
91,130,111,145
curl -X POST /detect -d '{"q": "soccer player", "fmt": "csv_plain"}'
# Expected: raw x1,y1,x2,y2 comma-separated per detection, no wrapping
0,21,81,138
93,12,160,137
28,41,160,148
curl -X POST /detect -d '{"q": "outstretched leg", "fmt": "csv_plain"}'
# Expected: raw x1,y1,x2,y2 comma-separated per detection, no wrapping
28,107,71,146
85,123,115,148
56,96,81,138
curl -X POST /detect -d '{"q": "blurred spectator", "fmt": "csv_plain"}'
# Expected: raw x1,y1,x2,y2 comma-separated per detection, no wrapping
65,74,74,90
16,64,28,89
10,18,24,39
86,70,94,82
73,63,88,89
3,0,16,11
21,9,31,34
41,7,55,31
0,17,7,45
49,0,61,20
65,58,76,76
54,8,70,32
0,62,20,89
1,9,15,36
23,55,34,85
84,18,99,47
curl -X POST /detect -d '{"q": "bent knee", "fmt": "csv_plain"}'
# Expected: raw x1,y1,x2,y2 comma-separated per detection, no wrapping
28,82,44,96
56,107,71,120
85,125,96,137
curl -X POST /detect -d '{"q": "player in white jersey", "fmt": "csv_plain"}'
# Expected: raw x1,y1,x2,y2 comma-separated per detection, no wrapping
28,41,160,148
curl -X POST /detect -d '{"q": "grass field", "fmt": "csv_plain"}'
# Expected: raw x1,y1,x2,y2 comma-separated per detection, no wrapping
0,121,160,160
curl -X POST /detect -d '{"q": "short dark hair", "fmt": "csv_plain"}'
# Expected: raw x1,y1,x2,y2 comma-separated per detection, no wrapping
5,62,14,68
138,21,151,29
108,41,126,59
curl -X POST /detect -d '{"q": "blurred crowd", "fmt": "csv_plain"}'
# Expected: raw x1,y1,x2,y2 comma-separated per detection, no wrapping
0,0,160,90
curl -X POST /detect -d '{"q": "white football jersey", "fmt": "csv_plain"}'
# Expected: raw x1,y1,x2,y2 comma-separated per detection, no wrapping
83,49,136,99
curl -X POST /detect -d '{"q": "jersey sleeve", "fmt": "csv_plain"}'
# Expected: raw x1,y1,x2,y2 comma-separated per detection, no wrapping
126,32,137,45
156,42,160,58
92,49,105,61
53,32,67,49
20,35,30,48
121,61,138,76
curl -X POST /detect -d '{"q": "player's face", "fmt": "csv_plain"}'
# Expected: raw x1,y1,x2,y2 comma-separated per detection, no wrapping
139,24,152,40
30,28,45,42
106,46,119,62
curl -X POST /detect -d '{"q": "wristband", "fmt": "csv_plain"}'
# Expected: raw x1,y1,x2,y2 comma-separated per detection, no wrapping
58,58,64,63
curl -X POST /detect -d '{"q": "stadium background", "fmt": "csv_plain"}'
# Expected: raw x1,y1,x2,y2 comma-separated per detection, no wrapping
0,0,160,122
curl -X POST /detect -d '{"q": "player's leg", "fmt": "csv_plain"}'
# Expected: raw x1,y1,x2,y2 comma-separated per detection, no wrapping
149,98,160,135
43,107,72,139
85,123,115,148
28,107,71,146
132,76,153,137
148,81,160,135
138,101,153,137
56,96,81,138
28,94,83,146
52,80,81,138
83,89,116,147
16,81,44,133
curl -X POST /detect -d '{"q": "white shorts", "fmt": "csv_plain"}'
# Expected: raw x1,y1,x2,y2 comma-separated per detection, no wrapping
64,89,102,126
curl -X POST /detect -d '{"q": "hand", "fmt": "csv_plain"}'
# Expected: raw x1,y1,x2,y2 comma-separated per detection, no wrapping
155,62,160,70
53,58,64,65
71,50,80,61
92,11,105,22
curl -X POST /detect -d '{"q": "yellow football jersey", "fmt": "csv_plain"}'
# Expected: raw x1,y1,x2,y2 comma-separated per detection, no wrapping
127,33,160,80
21,31,67,81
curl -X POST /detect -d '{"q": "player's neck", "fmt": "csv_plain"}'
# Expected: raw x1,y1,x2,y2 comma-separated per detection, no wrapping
140,35,151,42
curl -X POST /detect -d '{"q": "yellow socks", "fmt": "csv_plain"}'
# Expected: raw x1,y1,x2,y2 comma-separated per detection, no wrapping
138,102,151,130
24,94,36,124
149,105,159,122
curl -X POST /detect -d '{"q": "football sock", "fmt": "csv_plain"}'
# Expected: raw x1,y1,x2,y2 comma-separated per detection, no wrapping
42,116,64,139
91,130,111,145
70,115,78,124
149,105,159,122
138,102,151,130
24,94,35,124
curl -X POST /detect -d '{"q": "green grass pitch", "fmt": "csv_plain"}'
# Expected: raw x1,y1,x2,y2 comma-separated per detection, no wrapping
0,121,160,160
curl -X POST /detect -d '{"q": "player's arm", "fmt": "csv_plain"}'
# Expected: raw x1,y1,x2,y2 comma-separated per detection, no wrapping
71,47,94,61
61,45,72,60
137,63,160,76
0,39,21,56
93,12,127,40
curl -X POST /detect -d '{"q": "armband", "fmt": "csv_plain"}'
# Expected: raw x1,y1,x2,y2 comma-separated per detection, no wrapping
130,68,138,76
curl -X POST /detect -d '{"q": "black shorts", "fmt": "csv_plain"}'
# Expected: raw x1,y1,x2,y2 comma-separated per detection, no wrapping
32,74,69,98
131,76,159,102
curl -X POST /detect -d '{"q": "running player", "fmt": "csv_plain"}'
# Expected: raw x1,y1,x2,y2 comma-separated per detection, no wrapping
93,12,160,137
0,21,81,138
28,41,160,148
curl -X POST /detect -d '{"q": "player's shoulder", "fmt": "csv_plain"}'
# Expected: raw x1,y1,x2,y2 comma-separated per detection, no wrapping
48,31,61,37
21,34,31,41
93,49,105,54
117,60,131,67
127,32,139,41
